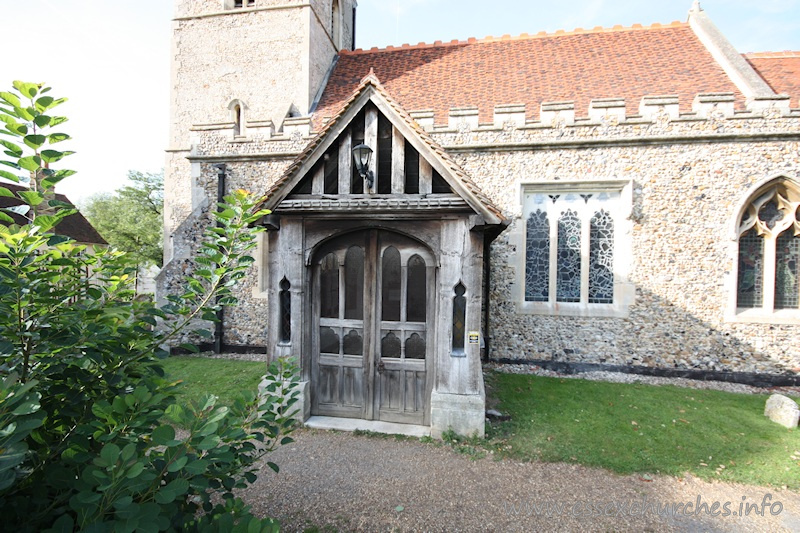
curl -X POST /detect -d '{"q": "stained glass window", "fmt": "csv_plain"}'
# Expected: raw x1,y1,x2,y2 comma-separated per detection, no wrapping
589,210,614,304
737,229,764,308
525,210,549,302
775,230,800,309
556,210,581,302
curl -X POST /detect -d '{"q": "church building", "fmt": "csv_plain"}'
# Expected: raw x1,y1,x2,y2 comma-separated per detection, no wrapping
160,0,800,437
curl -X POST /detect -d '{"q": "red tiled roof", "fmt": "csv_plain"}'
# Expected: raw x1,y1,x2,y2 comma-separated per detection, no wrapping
315,23,746,127
0,182,107,245
745,52,800,109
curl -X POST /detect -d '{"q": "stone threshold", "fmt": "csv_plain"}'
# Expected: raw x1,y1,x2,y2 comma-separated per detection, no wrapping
305,416,431,438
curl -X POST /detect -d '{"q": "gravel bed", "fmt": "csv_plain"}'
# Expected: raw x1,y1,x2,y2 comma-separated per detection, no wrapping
484,363,800,397
242,429,800,532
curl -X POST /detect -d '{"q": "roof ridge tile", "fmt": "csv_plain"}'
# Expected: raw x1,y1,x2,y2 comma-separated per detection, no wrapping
340,20,688,55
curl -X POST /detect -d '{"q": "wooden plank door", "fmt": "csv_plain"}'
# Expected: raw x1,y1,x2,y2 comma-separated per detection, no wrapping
373,232,433,426
311,230,433,425
311,232,369,419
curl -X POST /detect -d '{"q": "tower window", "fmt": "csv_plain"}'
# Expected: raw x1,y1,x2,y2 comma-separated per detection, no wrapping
232,0,255,8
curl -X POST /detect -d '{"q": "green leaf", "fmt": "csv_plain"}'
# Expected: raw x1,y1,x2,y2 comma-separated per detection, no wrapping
151,424,175,446
23,134,46,149
17,155,40,172
100,443,121,465
35,96,54,111
0,187,14,197
48,132,70,144
167,456,188,472
179,343,200,353
0,170,20,183
0,91,21,108
0,139,22,156
33,114,51,128
12,81,39,98
17,190,44,206
0,211,15,224
41,149,74,163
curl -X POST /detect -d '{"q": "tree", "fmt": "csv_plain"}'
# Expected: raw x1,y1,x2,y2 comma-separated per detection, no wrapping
0,81,297,531
83,170,164,267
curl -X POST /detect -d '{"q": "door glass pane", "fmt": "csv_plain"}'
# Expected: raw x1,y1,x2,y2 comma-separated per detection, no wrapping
406,255,426,322
382,247,401,321
344,246,364,319
320,253,339,318
320,327,340,354
381,331,401,358
343,329,363,356
405,332,426,359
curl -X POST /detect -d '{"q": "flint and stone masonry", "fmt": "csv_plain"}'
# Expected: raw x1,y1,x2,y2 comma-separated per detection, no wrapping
160,0,800,435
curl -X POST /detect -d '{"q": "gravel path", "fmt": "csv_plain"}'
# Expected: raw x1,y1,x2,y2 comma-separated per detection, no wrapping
242,430,800,532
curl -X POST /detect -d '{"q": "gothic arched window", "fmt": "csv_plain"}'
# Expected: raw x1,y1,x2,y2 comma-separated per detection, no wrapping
735,179,800,314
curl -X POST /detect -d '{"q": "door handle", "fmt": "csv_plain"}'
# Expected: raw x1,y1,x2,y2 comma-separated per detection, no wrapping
377,361,385,373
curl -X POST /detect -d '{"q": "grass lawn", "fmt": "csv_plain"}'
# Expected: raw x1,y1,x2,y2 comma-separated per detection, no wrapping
486,372,800,489
160,355,266,408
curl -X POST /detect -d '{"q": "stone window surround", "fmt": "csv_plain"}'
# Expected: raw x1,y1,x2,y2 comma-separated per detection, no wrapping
726,174,800,325
512,179,635,318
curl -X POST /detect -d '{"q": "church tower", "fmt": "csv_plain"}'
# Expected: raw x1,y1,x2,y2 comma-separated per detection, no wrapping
164,0,356,260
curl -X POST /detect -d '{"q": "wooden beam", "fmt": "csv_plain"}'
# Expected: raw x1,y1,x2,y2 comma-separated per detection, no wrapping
338,130,352,194
311,164,324,195
364,107,378,193
392,125,404,194
419,158,432,195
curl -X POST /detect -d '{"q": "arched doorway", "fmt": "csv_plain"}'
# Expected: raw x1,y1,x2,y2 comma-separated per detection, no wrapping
310,229,435,425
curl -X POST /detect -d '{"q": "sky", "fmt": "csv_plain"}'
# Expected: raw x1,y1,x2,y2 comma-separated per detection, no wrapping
2,0,799,203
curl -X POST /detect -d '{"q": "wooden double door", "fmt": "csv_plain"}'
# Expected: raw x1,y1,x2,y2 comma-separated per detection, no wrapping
311,229,434,425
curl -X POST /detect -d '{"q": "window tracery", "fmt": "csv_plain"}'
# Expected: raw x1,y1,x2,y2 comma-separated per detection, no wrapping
736,181,800,314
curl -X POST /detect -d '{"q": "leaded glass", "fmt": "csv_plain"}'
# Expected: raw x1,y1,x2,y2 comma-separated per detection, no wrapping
405,333,426,359
589,210,614,304
556,210,581,302
737,229,764,308
320,253,339,318
525,210,549,302
452,283,466,352
758,201,784,230
382,247,401,321
344,247,364,319
775,230,800,309
406,255,426,322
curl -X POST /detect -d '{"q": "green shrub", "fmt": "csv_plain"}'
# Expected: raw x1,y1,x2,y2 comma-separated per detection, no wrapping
0,81,296,531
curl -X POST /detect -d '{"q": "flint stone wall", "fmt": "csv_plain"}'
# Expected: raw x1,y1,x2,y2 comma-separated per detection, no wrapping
161,94,800,374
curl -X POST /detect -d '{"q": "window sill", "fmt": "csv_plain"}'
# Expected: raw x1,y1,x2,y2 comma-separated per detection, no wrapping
725,309,800,325
516,301,630,318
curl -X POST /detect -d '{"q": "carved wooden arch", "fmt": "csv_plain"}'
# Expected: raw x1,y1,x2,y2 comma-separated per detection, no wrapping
306,226,439,268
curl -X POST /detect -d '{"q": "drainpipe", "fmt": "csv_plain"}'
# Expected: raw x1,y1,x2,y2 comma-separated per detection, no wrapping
482,232,492,362
212,163,227,354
